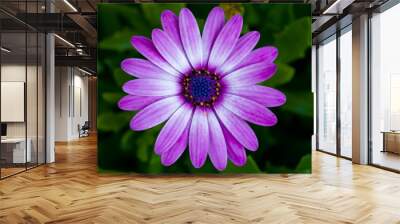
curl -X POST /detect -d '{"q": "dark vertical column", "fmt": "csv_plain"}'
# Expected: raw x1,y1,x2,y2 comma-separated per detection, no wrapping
36,0,39,167
336,28,341,157
25,0,28,171
367,11,373,165
315,45,320,150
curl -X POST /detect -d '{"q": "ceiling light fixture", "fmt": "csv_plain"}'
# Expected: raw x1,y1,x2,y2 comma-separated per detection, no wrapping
78,67,92,76
322,0,343,14
1,47,11,53
54,34,75,48
63,0,78,12
322,0,354,15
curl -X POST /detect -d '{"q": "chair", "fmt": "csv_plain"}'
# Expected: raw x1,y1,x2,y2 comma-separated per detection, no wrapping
78,121,90,138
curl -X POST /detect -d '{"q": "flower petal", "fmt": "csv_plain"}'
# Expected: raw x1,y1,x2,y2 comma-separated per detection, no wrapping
118,95,164,111
217,31,260,75
161,10,183,50
208,14,243,71
214,104,258,151
155,103,193,155
232,46,278,71
223,63,277,87
207,111,227,171
152,29,192,74
222,94,277,126
121,58,177,81
122,79,181,96
131,36,180,76
161,122,189,165
202,7,224,65
223,127,247,166
130,96,183,131
179,8,203,69
226,85,286,107
189,107,209,168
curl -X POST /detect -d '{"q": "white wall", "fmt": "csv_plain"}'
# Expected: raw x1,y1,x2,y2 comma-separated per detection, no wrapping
55,67,89,141
312,45,316,150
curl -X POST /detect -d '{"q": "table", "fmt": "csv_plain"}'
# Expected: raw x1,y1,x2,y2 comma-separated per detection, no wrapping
1,138,31,163
382,131,400,154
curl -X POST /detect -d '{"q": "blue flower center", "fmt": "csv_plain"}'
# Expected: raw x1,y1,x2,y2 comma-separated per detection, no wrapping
182,70,221,107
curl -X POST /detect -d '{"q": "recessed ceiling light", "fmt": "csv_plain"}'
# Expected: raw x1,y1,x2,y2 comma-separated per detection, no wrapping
78,67,92,76
63,0,78,12
54,34,75,48
1,47,11,53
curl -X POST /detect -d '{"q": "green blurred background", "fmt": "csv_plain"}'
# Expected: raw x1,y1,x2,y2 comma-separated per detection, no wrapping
97,3,312,174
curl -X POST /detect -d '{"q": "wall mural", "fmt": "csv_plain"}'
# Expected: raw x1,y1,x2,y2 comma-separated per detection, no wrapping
98,3,312,173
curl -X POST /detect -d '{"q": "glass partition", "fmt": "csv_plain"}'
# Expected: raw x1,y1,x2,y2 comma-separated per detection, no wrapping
0,1,46,179
371,3,400,171
339,27,352,158
317,35,337,154
1,29,28,178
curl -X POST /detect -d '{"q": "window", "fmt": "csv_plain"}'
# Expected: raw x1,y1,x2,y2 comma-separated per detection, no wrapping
370,3,400,171
339,27,352,158
317,36,337,154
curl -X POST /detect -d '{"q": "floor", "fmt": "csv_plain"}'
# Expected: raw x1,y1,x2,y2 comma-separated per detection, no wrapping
0,135,400,223
372,150,400,171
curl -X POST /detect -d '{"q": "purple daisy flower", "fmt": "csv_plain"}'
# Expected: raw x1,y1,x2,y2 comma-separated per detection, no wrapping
118,7,286,171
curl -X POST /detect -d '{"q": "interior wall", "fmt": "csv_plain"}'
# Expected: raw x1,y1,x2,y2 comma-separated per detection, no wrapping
1,64,39,139
88,77,97,132
55,67,89,141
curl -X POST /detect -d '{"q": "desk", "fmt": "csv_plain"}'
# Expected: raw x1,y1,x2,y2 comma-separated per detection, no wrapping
1,138,31,163
382,131,400,154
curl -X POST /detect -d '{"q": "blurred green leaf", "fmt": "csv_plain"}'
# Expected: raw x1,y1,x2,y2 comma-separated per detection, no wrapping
264,63,295,87
275,17,311,63
147,154,163,174
296,154,311,173
137,142,149,163
113,69,131,87
99,29,135,52
121,131,135,152
282,91,313,117
222,156,261,173
102,92,124,104
265,161,293,173
136,133,155,163
142,3,186,27
98,112,131,132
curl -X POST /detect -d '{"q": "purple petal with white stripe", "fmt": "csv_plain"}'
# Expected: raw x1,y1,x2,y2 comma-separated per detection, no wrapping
121,58,178,81
155,103,193,155
214,104,258,151
130,96,183,131
223,63,277,87
223,127,247,166
161,10,183,50
208,14,243,71
130,36,180,76
189,107,209,168
161,122,190,166
118,95,164,111
226,85,286,107
122,79,181,96
179,8,203,69
222,94,278,126
152,29,192,74
232,46,278,71
207,111,227,171
202,7,224,65
217,31,260,75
